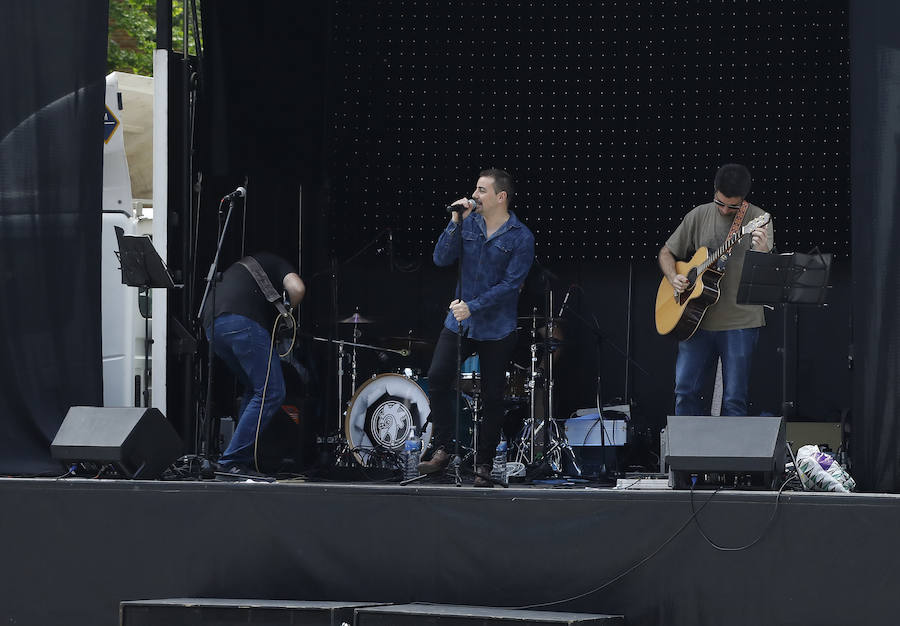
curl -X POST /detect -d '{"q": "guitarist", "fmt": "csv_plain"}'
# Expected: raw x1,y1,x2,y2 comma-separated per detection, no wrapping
658,164,774,416
203,252,306,477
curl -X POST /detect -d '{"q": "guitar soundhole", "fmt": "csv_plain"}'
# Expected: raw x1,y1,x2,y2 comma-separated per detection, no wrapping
675,268,698,304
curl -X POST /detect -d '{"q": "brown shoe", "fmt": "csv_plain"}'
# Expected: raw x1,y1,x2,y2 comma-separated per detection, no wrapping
473,464,493,488
417,448,451,474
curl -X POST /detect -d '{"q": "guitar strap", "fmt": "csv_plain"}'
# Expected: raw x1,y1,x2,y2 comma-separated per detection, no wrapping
237,256,295,328
716,202,748,271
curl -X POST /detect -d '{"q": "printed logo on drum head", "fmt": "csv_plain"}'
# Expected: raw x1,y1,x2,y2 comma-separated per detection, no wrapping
364,393,419,452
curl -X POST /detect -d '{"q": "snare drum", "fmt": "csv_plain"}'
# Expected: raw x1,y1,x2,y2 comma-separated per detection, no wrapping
344,373,433,467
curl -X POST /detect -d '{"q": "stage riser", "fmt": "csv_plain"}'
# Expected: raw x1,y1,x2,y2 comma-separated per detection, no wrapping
120,601,624,626
120,600,381,626
121,606,351,626
356,603,624,625
3,479,899,626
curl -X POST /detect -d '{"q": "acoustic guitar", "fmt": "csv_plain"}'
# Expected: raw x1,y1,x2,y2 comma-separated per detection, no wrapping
655,212,771,340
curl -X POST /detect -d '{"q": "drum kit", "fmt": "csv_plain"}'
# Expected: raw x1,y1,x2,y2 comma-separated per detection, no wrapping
316,306,580,480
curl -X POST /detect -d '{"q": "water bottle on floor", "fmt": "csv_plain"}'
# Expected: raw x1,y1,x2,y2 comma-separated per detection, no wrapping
403,424,421,481
491,436,508,486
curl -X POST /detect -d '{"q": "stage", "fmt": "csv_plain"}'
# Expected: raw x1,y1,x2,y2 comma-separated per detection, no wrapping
3,475,897,626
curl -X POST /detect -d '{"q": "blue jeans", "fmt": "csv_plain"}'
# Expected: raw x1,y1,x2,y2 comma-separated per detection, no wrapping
206,314,285,468
674,327,759,416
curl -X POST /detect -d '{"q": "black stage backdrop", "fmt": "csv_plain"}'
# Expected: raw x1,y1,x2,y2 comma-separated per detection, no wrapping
191,2,862,477
0,1,107,475
850,2,900,492
188,2,329,451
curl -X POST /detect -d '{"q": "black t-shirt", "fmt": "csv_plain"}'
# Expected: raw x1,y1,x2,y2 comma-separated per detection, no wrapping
205,252,294,330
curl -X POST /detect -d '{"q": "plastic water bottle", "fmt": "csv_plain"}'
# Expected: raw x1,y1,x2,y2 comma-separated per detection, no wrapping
491,437,508,485
403,425,421,481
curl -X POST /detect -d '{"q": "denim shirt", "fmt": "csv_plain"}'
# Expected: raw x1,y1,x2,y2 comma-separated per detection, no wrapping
434,211,535,341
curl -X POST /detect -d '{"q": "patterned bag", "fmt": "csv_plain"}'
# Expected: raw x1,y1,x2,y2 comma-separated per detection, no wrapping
795,445,856,492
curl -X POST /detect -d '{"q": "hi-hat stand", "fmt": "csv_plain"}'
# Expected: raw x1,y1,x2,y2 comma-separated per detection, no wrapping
513,292,580,478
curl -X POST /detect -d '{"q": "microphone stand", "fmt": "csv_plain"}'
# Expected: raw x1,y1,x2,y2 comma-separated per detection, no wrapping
196,193,240,464
562,299,628,486
452,209,465,487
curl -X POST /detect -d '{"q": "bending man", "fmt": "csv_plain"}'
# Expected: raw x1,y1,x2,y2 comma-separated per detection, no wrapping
204,251,305,477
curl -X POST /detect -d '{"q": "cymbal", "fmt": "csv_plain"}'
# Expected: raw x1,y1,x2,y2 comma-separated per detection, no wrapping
380,337,433,353
517,315,564,323
382,335,432,345
338,313,374,324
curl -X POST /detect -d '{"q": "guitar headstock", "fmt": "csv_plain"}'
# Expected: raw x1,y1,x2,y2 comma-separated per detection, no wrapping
742,212,771,234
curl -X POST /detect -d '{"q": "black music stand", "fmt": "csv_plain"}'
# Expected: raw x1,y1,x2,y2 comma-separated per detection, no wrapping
114,226,177,407
737,249,832,417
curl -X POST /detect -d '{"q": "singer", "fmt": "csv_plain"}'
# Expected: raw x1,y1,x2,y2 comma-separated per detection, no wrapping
417,168,535,486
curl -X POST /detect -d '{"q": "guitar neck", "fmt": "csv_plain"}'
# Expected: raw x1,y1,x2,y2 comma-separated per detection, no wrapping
698,229,748,273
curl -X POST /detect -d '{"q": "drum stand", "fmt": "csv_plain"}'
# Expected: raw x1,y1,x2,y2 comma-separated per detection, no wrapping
516,303,557,467
448,387,503,486
514,301,581,478
311,334,408,466
460,388,481,474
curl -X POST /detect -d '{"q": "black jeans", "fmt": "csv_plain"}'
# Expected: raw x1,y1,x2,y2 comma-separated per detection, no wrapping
427,326,518,464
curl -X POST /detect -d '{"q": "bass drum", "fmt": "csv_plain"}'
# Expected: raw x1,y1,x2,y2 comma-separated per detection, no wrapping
344,373,433,467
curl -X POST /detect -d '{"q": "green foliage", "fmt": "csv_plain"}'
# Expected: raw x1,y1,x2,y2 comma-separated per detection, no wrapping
108,0,156,75
108,0,203,77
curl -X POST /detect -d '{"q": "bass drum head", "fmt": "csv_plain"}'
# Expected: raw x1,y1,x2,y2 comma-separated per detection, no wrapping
344,373,432,467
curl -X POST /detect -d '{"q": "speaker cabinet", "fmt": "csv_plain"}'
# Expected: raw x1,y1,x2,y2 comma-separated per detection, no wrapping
665,415,786,489
51,407,182,479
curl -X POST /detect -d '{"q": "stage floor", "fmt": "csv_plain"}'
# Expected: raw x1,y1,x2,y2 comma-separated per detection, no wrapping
2,476,898,626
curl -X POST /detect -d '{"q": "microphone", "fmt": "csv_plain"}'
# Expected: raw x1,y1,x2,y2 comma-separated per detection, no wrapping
222,186,247,201
558,285,574,317
446,198,475,214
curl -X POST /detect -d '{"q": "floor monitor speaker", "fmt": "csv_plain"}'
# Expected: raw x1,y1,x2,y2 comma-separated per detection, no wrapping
51,406,182,479
664,415,786,489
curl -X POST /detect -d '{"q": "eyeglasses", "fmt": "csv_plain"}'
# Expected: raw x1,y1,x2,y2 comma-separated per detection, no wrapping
713,196,744,210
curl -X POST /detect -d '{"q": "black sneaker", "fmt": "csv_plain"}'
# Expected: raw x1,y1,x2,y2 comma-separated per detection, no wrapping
215,464,275,483
200,458,223,479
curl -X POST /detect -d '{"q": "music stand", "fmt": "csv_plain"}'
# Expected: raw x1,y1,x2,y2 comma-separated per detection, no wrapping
737,249,832,417
114,226,177,407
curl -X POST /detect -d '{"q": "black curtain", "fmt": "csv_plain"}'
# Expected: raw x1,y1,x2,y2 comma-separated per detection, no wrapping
850,1,900,492
187,2,329,450
0,1,107,474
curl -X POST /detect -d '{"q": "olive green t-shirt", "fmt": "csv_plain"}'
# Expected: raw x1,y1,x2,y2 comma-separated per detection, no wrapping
664,202,775,331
